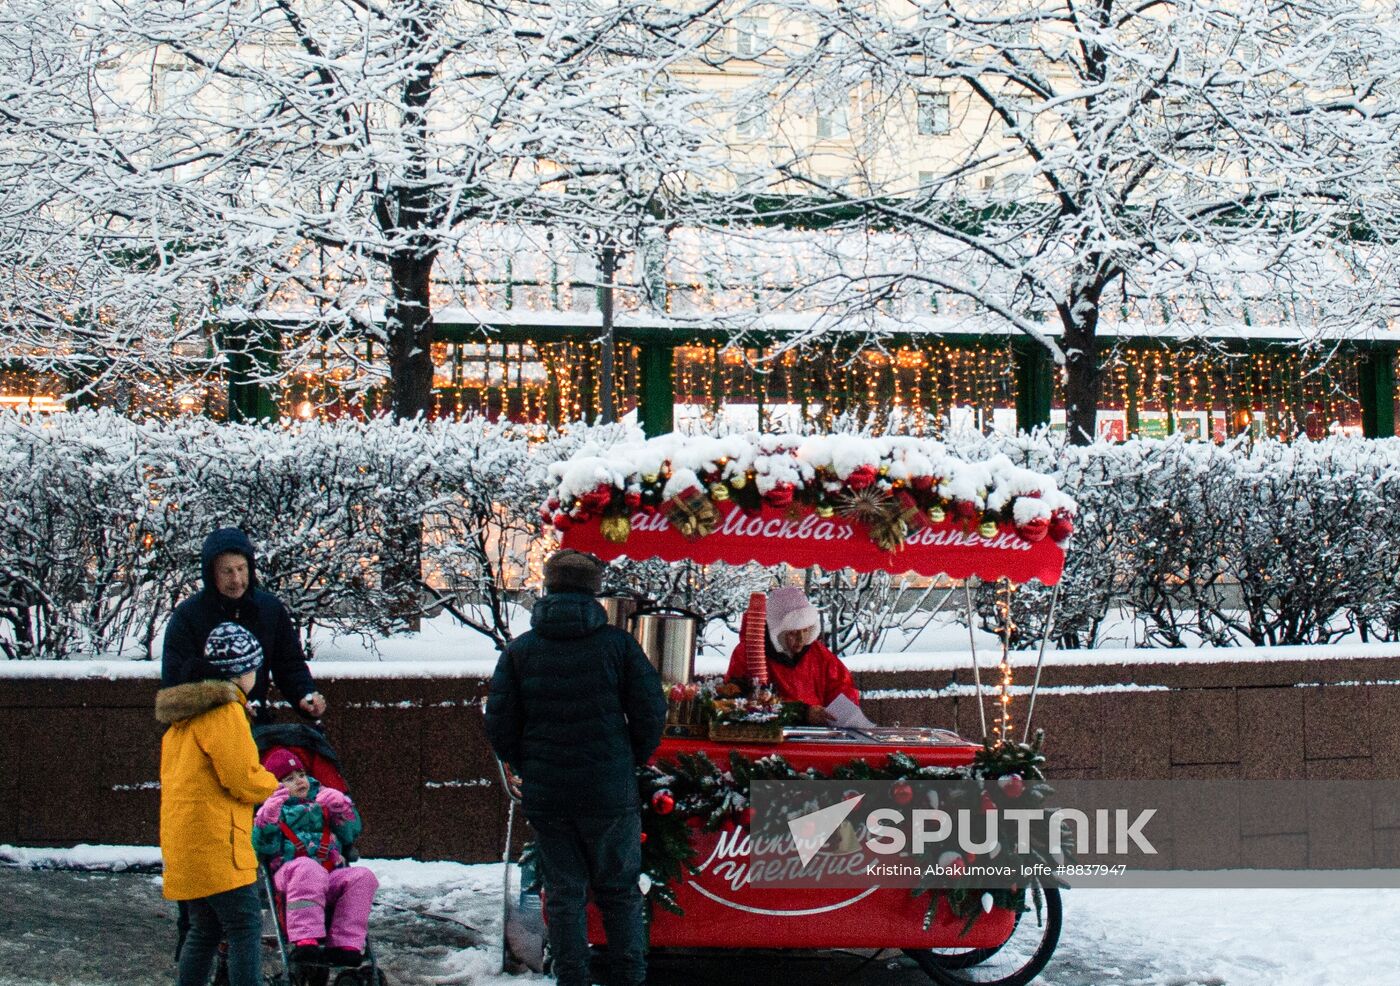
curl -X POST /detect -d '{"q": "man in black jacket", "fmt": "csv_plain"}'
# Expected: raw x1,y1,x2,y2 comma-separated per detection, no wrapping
162,527,325,722
485,550,665,986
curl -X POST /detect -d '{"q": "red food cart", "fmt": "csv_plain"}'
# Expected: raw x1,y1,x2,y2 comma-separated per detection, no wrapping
509,435,1076,986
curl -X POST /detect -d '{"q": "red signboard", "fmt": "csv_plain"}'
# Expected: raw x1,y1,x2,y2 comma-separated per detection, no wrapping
562,501,1066,584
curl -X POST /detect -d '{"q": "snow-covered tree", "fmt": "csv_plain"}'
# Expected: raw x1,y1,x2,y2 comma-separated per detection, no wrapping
1,0,737,417
0,0,225,401
740,0,1400,442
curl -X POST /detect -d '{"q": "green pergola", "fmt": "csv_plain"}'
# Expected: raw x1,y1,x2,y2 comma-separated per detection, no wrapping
219,318,1399,439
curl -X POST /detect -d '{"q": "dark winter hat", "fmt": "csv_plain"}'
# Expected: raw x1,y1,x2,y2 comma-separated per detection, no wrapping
203,622,263,679
262,749,305,781
543,549,606,596
200,527,258,593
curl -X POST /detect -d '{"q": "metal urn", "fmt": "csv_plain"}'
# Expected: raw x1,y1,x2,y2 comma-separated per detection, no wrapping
631,611,699,685
596,595,640,632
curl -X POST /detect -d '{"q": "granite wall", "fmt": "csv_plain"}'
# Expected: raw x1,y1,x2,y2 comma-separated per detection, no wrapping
4,652,1398,862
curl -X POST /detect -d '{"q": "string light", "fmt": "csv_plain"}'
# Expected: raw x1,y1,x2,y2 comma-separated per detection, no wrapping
994,578,1017,746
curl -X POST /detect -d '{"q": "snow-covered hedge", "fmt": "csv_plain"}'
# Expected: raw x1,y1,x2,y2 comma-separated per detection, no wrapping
963,433,1400,648
4,411,1399,659
0,412,581,659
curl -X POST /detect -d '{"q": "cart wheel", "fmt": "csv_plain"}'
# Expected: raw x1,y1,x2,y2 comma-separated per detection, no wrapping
903,886,1062,986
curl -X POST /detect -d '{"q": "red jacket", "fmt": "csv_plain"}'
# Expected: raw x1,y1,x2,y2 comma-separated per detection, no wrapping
725,638,860,709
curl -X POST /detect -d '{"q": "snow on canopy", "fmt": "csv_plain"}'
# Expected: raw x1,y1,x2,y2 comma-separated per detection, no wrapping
545,433,1076,584
548,432,1077,522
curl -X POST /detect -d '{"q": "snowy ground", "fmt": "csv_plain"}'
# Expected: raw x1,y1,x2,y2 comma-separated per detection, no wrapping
9,605,1400,688
2,847,1395,986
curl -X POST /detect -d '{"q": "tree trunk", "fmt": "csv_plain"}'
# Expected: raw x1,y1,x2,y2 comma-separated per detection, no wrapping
386,251,437,422
1060,291,1103,446
383,250,436,627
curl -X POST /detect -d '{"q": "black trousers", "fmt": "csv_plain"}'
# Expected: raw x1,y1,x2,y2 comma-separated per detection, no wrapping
528,811,647,986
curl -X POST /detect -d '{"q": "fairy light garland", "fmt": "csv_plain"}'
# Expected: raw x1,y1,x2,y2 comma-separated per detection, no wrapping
994,578,1017,745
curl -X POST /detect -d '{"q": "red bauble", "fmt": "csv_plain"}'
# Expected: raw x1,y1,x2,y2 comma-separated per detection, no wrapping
624,491,642,510
1048,512,1075,542
685,815,705,829
545,496,560,512
639,831,648,844
911,475,935,492
952,499,980,523
998,774,1026,798
845,465,878,491
552,512,572,531
1016,516,1050,543
651,791,676,815
980,792,997,812
579,484,613,514
763,483,795,509
891,781,914,806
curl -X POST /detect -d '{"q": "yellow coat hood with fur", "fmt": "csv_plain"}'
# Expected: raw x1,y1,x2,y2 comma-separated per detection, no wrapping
156,680,279,900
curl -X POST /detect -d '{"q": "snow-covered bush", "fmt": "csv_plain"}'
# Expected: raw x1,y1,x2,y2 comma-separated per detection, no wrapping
952,432,1400,648
6,410,1400,659
0,414,162,658
0,412,573,658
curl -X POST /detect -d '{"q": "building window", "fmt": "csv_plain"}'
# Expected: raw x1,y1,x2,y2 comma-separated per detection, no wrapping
1000,95,1033,138
816,95,850,139
998,172,1029,199
735,105,768,140
156,65,201,113
735,17,769,58
916,93,950,135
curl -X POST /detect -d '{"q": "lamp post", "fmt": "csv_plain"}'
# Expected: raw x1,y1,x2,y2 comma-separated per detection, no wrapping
598,238,618,425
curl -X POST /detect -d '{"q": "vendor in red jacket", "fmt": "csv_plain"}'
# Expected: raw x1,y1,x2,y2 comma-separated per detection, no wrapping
726,586,860,726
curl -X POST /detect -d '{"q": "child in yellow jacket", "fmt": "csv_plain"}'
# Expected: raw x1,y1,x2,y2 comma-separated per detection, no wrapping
157,622,279,986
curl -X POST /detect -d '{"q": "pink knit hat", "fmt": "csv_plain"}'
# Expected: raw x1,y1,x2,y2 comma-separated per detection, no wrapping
262,749,305,781
766,586,820,650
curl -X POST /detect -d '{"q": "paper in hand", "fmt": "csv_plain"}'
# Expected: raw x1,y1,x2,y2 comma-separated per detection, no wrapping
825,693,875,729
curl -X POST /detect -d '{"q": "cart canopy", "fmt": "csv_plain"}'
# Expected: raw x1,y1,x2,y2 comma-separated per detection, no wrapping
544,433,1075,585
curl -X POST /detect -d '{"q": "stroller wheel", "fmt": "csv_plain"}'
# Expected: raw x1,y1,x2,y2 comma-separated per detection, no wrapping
295,967,330,986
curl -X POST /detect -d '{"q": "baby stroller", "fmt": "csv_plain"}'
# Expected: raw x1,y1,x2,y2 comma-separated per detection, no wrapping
252,723,385,986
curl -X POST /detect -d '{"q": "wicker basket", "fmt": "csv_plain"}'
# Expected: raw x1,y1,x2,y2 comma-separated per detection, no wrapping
707,719,783,743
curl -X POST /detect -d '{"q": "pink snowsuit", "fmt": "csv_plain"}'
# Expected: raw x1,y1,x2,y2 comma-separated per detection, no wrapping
253,785,378,949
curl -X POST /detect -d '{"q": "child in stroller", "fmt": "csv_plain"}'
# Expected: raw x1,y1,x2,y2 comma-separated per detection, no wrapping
253,738,380,970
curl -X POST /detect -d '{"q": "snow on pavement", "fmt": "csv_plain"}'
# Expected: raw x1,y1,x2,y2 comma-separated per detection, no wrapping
4,846,1395,985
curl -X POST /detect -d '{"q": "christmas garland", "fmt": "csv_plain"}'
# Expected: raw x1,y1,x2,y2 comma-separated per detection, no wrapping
543,434,1076,552
637,734,1064,927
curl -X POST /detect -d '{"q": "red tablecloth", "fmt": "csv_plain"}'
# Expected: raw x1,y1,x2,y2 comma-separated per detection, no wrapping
588,733,1017,950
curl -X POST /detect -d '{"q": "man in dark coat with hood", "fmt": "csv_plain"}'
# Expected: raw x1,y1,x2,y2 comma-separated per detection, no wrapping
485,549,665,986
162,527,325,722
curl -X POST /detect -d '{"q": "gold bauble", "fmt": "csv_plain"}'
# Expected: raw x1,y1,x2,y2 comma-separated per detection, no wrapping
730,474,748,490
979,520,1000,538
927,506,946,524
710,483,730,502
816,505,834,518
600,514,632,544
642,473,659,484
